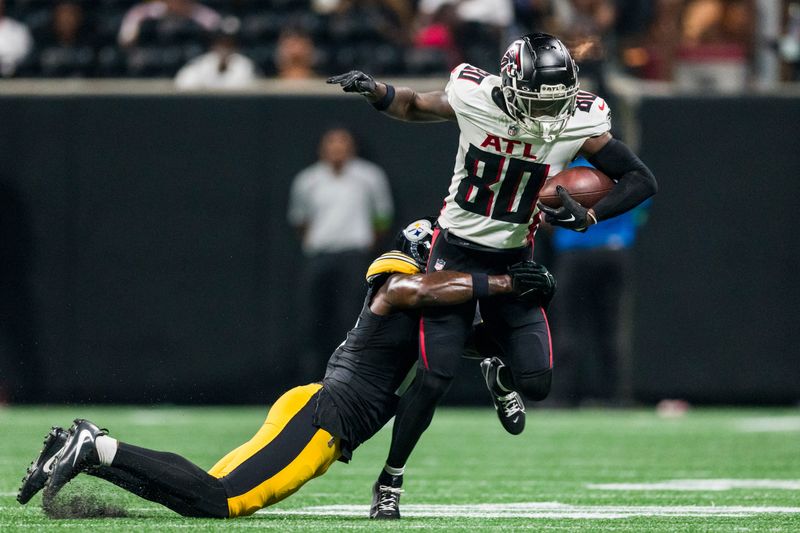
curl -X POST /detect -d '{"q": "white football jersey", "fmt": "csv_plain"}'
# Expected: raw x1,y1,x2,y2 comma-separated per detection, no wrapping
438,63,611,249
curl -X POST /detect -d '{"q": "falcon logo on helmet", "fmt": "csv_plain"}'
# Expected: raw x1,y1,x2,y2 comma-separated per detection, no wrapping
500,33,580,142
500,41,523,80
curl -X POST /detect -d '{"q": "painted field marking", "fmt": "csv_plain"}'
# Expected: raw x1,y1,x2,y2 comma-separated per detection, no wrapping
262,502,800,519
587,479,800,491
736,417,800,432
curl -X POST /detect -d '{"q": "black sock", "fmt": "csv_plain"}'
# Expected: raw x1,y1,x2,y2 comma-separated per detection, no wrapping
377,469,403,488
98,442,229,518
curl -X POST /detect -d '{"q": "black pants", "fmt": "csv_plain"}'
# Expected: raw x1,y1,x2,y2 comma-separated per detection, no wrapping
548,247,633,405
420,229,553,391
297,249,370,380
386,229,552,468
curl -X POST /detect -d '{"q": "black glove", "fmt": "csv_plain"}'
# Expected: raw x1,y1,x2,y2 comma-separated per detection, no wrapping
537,185,597,232
326,70,377,97
508,260,556,307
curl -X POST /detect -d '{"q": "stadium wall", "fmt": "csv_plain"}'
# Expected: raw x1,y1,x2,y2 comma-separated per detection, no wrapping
0,91,797,405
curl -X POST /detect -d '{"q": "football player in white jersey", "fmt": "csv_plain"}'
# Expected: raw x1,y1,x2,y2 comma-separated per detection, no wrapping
329,32,657,519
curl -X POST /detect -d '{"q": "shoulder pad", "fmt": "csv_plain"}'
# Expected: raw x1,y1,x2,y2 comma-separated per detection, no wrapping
565,91,611,138
366,251,420,283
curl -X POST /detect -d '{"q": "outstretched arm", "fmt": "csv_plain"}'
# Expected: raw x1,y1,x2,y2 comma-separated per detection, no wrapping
370,271,510,315
369,261,556,315
327,71,455,122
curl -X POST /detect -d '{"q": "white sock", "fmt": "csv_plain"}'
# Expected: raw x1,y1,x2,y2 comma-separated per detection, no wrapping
493,359,512,393
384,463,405,477
95,435,118,466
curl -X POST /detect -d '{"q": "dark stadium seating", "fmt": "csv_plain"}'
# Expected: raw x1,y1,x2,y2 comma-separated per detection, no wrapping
2,0,470,78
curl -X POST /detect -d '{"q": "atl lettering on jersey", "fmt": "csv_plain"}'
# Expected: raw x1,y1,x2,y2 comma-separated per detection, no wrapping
438,63,611,249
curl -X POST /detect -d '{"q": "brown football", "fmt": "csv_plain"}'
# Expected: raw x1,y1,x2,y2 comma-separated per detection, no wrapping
538,166,615,208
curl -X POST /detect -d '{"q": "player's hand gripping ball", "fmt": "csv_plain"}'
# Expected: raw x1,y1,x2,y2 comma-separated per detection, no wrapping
508,261,556,307
538,167,614,209
538,186,594,232
327,71,377,97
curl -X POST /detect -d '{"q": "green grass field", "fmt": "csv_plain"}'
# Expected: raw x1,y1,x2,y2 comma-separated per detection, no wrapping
1,406,799,531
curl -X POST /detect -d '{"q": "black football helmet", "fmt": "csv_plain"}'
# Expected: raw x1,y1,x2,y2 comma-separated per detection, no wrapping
500,33,580,142
394,217,436,271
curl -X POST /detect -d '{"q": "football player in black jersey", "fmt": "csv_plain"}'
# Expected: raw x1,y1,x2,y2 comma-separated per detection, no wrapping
17,217,555,520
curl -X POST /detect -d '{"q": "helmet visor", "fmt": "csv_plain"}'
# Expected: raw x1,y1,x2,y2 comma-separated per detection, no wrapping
515,94,574,119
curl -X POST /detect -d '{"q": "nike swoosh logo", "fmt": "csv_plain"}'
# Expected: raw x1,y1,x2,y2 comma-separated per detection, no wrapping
512,417,520,423
560,214,576,222
42,454,57,474
598,100,606,110
64,430,95,467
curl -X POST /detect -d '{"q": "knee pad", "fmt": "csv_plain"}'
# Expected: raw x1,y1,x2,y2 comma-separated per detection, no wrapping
515,368,552,401
413,369,453,403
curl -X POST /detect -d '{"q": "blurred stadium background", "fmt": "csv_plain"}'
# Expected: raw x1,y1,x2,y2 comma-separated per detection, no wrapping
1,0,799,530
0,0,798,406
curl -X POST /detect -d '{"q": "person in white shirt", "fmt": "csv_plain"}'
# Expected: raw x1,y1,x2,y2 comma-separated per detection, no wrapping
288,128,394,379
174,17,256,91
0,0,32,77
118,0,220,48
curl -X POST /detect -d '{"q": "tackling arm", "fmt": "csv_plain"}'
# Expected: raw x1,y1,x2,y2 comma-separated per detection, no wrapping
370,271,511,315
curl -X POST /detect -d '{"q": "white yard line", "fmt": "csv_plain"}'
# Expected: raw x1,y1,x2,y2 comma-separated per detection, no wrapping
4,501,800,521
587,479,800,491
260,502,800,519
736,417,800,432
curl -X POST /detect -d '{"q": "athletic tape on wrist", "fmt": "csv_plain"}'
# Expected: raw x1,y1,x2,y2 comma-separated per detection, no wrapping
472,273,490,300
372,84,395,111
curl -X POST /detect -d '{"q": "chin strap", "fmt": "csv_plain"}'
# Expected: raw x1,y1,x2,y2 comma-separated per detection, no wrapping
491,87,515,120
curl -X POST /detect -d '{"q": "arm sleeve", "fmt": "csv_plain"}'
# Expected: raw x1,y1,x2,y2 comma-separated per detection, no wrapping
587,138,658,221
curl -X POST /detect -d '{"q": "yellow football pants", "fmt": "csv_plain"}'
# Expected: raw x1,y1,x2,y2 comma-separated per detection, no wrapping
207,383,341,517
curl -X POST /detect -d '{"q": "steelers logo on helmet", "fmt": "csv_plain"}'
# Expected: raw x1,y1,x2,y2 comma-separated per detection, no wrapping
403,218,434,242
396,217,436,270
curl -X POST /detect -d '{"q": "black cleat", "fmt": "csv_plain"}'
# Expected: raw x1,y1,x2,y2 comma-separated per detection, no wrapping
370,480,403,519
43,419,107,504
481,357,526,435
17,427,69,504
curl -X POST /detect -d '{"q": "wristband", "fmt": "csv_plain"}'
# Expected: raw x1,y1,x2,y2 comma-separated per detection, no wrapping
372,84,395,111
471,273,490,300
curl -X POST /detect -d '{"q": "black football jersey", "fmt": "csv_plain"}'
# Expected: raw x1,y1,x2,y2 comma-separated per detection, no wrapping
314,274,420,462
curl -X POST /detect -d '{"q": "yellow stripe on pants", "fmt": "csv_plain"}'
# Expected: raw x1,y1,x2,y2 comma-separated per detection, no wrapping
207,383,341,517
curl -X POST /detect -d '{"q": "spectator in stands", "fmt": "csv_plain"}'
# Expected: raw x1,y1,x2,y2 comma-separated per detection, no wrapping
0,0,33,77
36,1,95,77
175,16,257,90
118,0,221,48
673,0,753,92
417,0,514,70
275,28,316,80
412,3,462,69
546,158,651,407
287,128,393,380
550,0,617,95
778,1,800,80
